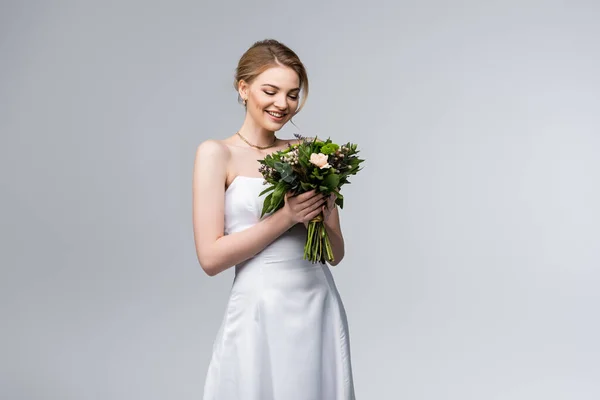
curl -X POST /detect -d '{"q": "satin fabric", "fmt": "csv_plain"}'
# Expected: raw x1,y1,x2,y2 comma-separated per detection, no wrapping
203,176,355,400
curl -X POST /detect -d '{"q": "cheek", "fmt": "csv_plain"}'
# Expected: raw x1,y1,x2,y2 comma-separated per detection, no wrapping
252,93,269,108
290,100,299,111
251,96,267,112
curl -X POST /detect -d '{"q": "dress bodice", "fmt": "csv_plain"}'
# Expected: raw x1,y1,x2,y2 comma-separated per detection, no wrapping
223,175,308,267
223,176,270,235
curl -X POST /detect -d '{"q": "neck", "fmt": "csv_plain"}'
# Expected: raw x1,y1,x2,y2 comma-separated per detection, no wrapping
237,114,276,147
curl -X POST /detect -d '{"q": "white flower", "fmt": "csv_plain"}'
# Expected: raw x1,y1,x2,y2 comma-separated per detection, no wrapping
310,153,331,169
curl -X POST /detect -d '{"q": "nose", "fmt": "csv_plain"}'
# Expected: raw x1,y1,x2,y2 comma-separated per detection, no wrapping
274,94,288,110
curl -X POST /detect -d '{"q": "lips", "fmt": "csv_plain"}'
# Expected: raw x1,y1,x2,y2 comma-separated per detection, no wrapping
265,110,286,121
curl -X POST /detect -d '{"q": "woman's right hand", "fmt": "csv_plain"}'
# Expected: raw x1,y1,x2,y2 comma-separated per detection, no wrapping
282,190,327,226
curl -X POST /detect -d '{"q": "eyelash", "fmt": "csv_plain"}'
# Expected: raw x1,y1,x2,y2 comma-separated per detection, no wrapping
264,91,298,100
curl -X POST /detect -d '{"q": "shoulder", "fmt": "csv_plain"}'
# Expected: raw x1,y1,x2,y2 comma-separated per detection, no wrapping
193,139,232,180
195,139,231,161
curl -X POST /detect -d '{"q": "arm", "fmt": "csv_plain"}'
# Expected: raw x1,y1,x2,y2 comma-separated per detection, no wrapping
323,199,345,266
192,140,295,276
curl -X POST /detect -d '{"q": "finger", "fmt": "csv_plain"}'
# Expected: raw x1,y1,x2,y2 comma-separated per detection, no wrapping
303,189,326,202
327,195,336,208
301,198,326,219
284,190,298,200
287,190,307,205
309,196,327,211
320,194,333,211
304,206,324,222
302,192,326,208
297,189,317,202
309,198,325,214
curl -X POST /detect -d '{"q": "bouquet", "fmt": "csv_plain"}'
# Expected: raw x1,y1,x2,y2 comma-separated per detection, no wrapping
258,133,364,264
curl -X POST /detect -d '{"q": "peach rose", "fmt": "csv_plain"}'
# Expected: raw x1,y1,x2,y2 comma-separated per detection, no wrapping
309,153,331,169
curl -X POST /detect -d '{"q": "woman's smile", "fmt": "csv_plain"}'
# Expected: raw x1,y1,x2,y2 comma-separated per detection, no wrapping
266,110,286,122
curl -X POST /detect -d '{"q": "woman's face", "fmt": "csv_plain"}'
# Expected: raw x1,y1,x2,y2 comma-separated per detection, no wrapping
241,65,300,131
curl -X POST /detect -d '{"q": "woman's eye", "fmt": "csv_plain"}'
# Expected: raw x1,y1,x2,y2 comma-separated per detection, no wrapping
264,90,297,100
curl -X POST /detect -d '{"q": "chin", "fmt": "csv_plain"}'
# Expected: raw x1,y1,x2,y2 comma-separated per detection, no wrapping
262,120,287,131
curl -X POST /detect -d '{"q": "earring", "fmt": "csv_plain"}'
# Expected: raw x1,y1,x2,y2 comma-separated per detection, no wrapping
243,98,247,106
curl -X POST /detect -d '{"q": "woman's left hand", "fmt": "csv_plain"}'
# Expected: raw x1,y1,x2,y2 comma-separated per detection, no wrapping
322,193,336,222
301,193,336,229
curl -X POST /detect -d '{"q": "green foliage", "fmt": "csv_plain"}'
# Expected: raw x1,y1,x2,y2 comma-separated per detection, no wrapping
257,135,365,219
323,173,340,190
254,134,365,263
320,143,339,155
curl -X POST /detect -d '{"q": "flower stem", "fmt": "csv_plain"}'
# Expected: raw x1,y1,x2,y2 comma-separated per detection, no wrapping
303,213,335,264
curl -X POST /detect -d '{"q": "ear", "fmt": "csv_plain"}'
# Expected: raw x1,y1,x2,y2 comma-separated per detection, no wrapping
238,80,248,100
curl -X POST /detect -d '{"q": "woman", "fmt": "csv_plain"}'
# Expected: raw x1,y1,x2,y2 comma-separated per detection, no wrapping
193,39,355,400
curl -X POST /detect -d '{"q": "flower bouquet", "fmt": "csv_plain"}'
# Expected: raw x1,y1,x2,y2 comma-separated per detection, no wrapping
258,134,364,264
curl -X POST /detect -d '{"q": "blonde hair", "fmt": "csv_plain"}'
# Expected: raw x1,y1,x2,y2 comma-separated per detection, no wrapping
234,39,309,114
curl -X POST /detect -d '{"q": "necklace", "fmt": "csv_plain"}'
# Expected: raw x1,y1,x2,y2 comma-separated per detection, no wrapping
236,131,277,150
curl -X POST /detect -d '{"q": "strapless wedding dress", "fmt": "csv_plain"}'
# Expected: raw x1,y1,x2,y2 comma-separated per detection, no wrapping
203,176,355,400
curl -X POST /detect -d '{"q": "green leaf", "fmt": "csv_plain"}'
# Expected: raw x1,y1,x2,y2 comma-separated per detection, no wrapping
300,182,314,191
273,161,285,172
323,173,340,190
270,182,287,211
311,168,324,180
320,143,339,155
333,189,344,209
261,193,273,217
259,185,276,197
281,168,296,184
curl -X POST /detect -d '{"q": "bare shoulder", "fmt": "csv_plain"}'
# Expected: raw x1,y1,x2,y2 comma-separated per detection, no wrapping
195,139,231,160
193,139,231,186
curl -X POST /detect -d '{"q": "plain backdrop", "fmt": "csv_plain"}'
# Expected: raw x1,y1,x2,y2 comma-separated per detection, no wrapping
1,1,599,399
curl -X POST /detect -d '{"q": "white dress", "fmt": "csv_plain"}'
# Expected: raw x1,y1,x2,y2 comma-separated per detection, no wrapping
203,176,355,400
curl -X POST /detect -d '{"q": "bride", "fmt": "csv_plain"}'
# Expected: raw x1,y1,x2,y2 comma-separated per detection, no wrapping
192,38,356,400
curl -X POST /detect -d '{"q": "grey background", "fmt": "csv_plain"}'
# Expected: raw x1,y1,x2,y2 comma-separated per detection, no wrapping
2,1,599,399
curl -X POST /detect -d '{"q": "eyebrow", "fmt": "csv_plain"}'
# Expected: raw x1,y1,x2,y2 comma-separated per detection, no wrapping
261,84,300,91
